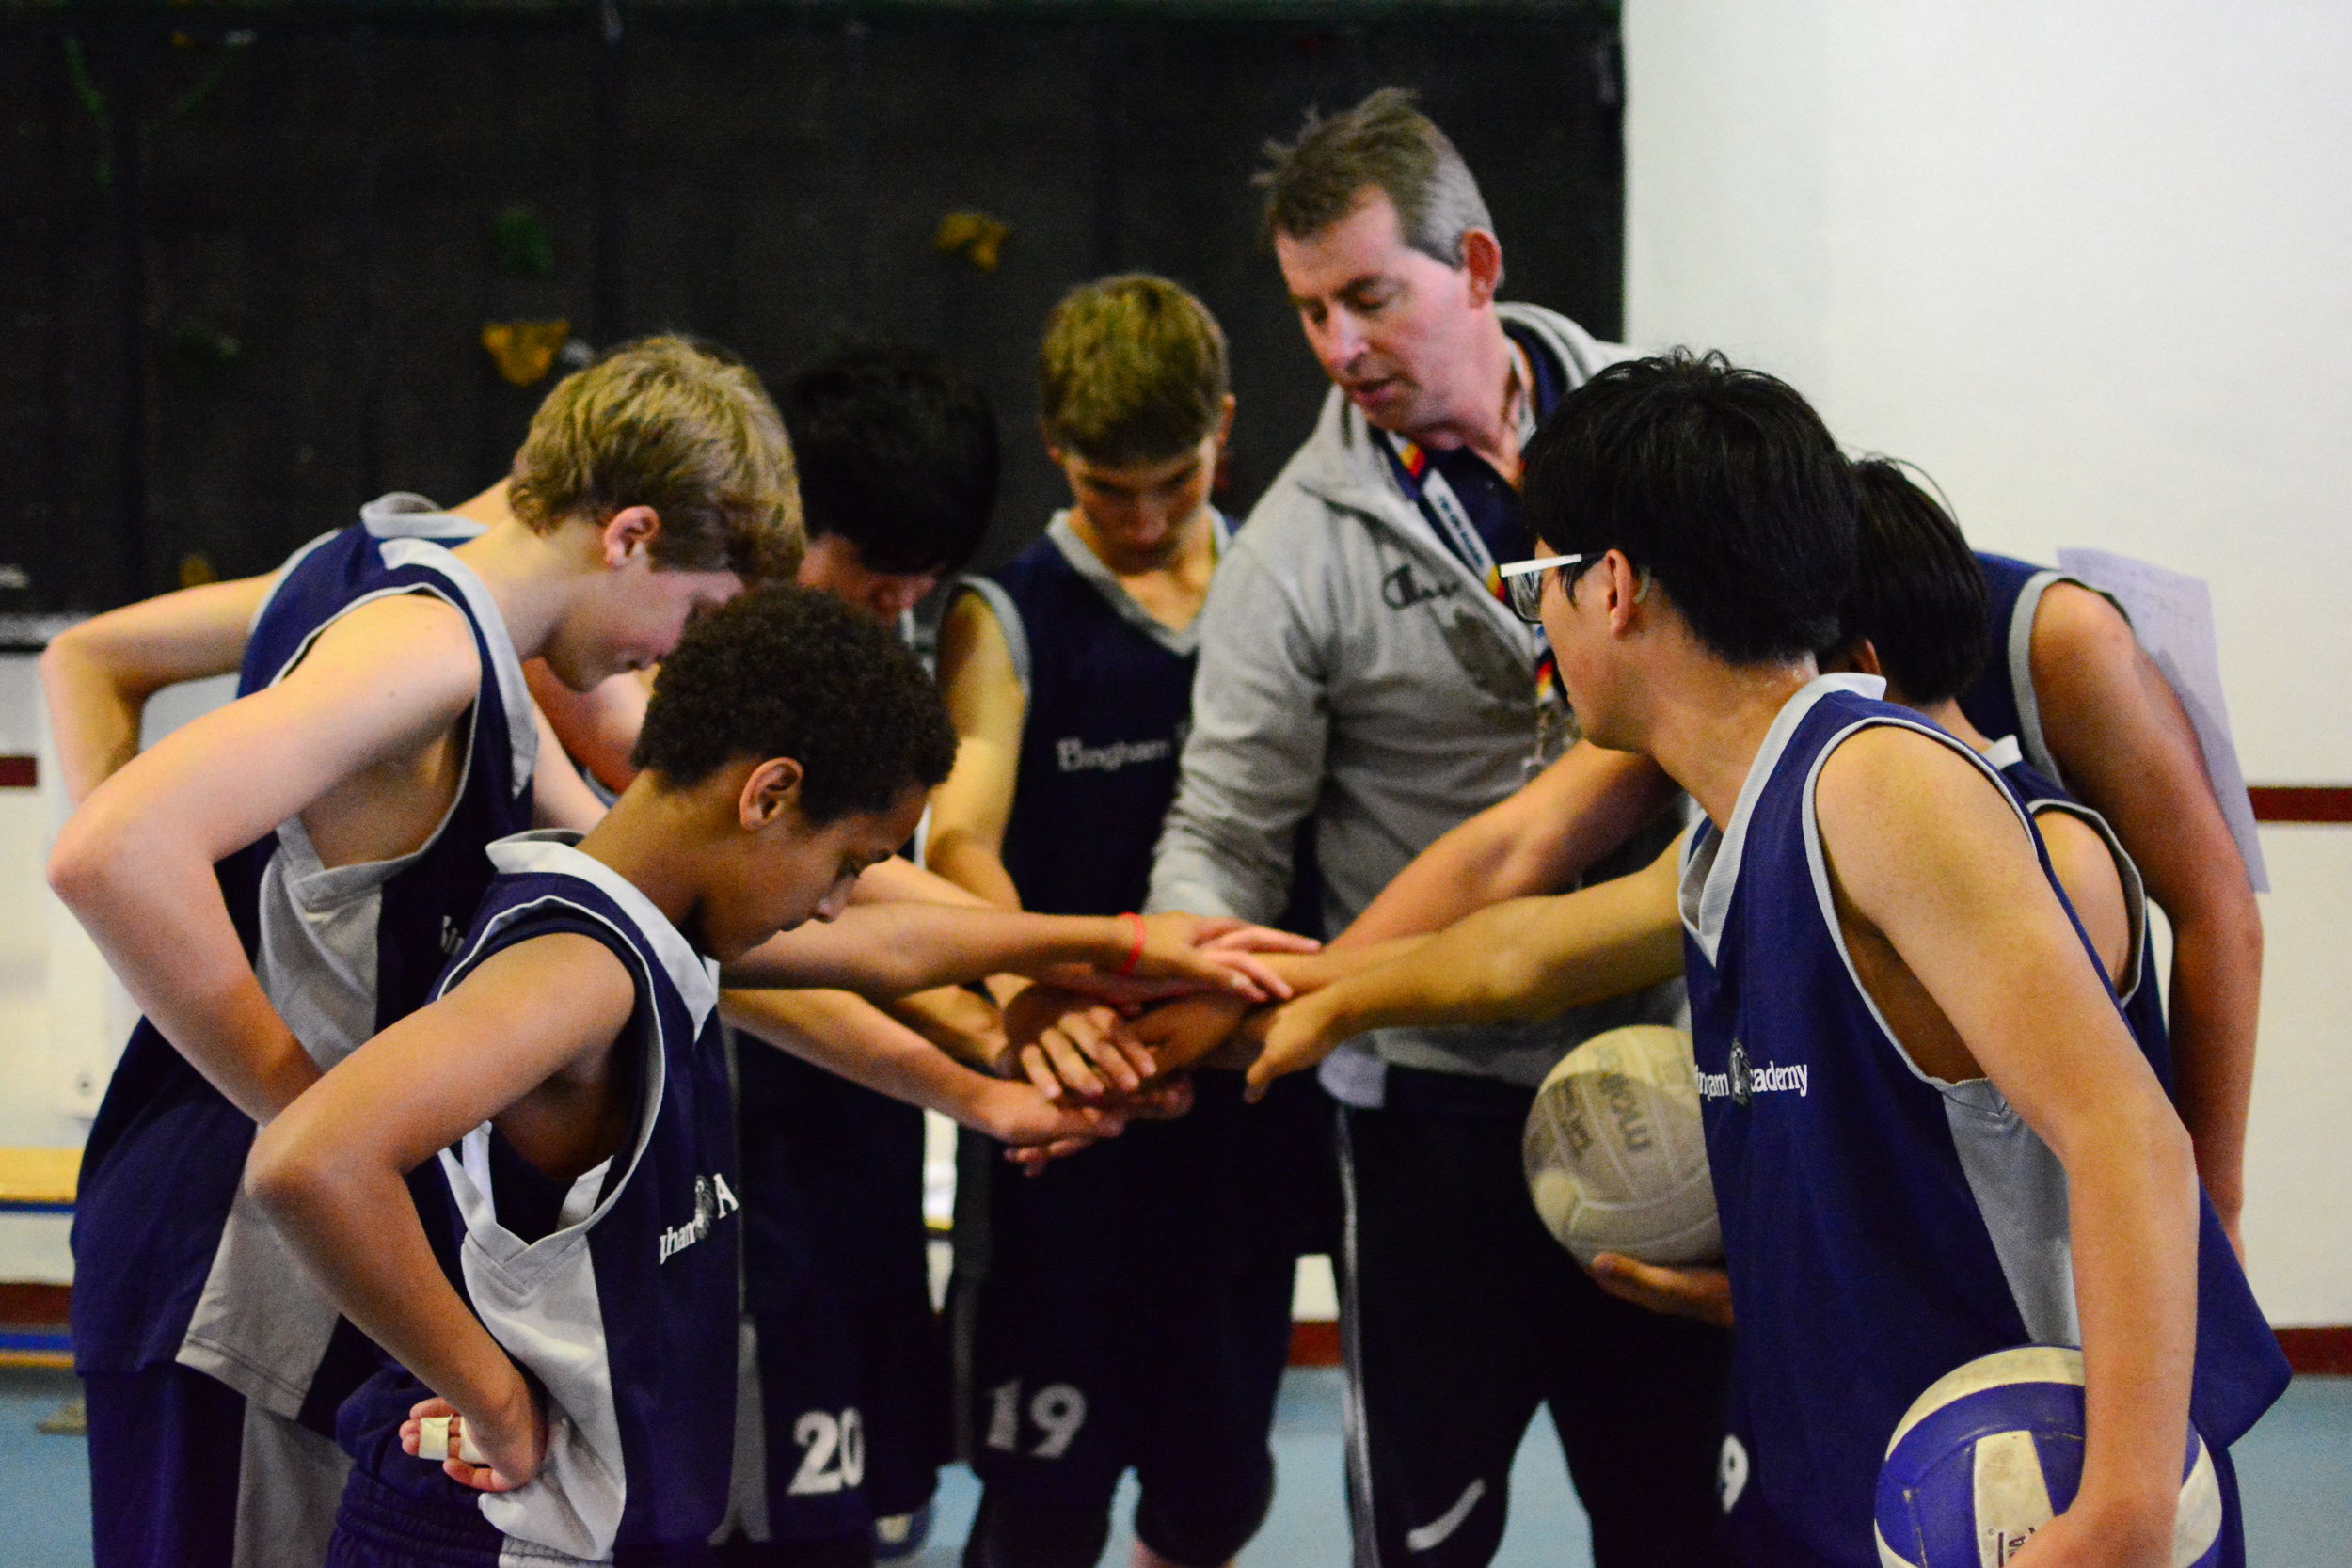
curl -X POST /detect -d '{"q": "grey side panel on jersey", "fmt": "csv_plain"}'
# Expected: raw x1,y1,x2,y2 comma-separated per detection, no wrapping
1789,698,2082,1352
1939,1086,2080,1346
233,1406,348,1568
953,577,1031,705
724,1316,775,1544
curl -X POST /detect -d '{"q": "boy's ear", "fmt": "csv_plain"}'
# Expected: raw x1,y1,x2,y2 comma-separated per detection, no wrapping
1849,639,1883,679
739,757,805,832
1213,394,1237,451
600,505,662,568
1459,229,1503,307
1601,551,1650,637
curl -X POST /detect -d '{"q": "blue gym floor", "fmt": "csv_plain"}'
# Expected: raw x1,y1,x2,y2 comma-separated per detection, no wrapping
3,1368,2344,1566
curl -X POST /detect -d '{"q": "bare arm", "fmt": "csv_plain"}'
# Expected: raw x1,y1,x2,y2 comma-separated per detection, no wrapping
247,932,640,1492
47,594,481,1123
40,573,274,806
1819,729,2196,1563
723,988,1112,1153
527,661,650,797
924,589,1027,911
723,905,1260,1002
1248,839,1686,1096
2032,583,2262,1244
1340,742,1677,944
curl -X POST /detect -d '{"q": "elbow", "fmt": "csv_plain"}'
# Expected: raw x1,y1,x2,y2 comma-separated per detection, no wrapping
243,1118,318,1222
45,815,115,913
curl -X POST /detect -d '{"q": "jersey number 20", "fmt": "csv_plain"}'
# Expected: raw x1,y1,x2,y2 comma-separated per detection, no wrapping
788,1407,866,1495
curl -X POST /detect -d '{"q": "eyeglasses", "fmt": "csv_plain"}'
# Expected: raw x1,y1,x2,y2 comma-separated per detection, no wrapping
1498,554,1588,625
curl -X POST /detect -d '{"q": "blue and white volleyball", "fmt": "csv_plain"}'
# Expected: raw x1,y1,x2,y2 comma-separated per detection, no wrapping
1521,1024,1719,1267
1874,1345,2222,1568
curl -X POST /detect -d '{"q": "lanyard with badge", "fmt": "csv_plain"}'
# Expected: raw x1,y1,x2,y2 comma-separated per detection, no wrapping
1371,366,1565,717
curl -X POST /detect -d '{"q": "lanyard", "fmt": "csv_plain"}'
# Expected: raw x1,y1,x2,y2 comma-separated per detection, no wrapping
1371,344,1543,604
1373,425,1562,712
1377,432,1508,602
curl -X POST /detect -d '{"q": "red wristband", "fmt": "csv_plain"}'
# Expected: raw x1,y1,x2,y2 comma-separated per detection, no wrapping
1117,911,1147,977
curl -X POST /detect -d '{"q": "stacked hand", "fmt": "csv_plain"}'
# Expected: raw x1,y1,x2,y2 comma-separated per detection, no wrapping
993,985,1209,1174
1243,988,1347,1100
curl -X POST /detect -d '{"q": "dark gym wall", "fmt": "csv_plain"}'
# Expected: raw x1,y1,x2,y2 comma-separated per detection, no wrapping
0,3,1625,614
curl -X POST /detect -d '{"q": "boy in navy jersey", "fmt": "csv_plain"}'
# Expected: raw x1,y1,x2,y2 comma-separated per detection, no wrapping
45,338,801,1568
1956,546,2262,1255
926,275,1325,1568
1248,356,2285,1567
246,586,1277,1567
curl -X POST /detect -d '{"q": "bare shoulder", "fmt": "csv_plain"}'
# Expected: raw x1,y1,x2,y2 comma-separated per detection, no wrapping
438,931,641,1075
938,586,1012,677
1814,721,1992,814
2032,808,2116,894
1814,724,2029,892
279,591,482,727
2027,580,2137,696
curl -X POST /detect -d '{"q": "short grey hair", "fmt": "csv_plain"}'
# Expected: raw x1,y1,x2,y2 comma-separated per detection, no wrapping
1254,87,1498,274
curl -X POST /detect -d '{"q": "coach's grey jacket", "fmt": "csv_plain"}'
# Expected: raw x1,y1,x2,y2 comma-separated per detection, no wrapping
1147,302,1683,1104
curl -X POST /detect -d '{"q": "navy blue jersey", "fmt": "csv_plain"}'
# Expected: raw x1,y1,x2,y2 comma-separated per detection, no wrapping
336,832,739,1565
74,494,538,1419
1958,552,2125,789
1680,677,2284,1567
961,512,1229,919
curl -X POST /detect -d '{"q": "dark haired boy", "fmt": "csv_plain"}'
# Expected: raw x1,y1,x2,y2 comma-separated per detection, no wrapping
716,340,1014,1568
45,336,799,1568
246,586,1268,1567
1957,534,2263,1257
1252,355,2284,1567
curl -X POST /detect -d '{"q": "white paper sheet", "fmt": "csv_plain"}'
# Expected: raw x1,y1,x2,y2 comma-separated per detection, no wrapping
2054,549,2268,892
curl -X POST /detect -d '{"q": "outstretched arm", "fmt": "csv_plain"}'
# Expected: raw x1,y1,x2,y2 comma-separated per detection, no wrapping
1340,741,1676,944
48,594,481,1123
1248,838,1686,1096
2031,581,2262,1249
247,931,639,1493
40,572,274,807
723,905,1265,1003
723,987,1116,1158
1819,727,2196,1566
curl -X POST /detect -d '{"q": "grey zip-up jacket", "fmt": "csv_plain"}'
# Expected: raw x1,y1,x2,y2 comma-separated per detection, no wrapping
1147,303,1683,1101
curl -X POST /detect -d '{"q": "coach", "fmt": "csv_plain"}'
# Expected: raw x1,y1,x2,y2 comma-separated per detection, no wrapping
1147,89,1732,1568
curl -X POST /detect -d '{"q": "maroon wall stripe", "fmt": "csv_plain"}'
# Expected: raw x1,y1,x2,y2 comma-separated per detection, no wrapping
0,756,33,789
2249,786,2352,824
2276,1327,2352,1376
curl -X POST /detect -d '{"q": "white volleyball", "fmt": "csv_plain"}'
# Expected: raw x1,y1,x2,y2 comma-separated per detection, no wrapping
1522,1024,1720,1266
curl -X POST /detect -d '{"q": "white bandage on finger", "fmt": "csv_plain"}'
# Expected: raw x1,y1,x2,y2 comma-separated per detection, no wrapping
417,1414,487,1465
